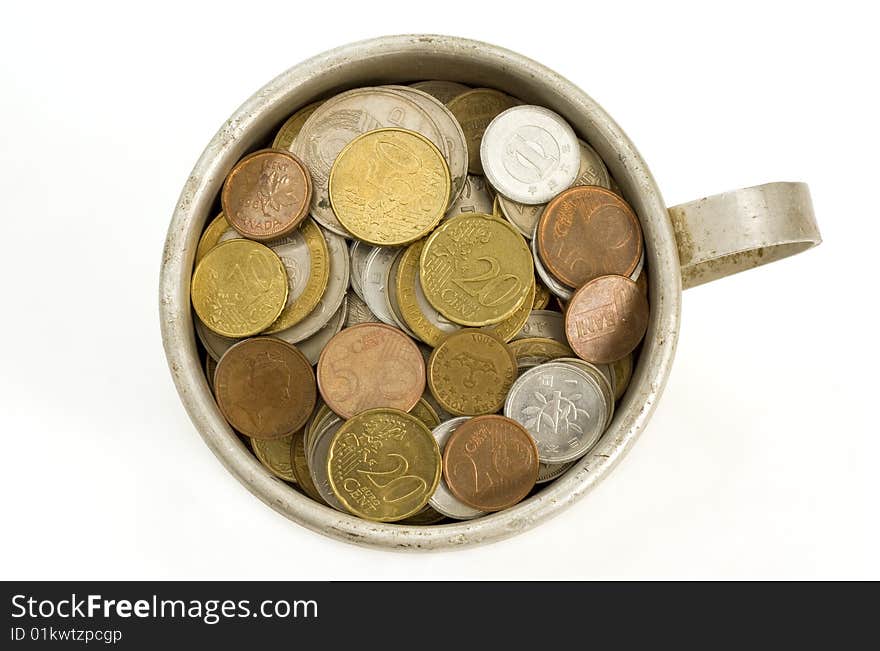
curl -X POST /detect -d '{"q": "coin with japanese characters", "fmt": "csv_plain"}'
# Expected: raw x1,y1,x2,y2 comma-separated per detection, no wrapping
504,361,607,463
444,174,494,220
481,105,579,205
498,139,611,238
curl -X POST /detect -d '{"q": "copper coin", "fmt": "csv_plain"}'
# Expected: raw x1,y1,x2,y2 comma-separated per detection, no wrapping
221,149,312,241
442,415,539,512
537,185,643,288
564,275,649,365
316,323,425,419
214,337,316,440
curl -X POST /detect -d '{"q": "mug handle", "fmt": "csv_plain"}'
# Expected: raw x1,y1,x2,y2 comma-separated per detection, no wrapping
667,182,821,289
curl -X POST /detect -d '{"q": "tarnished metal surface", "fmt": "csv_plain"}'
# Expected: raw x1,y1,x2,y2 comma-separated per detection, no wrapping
159,34,817,550
668,182,820,289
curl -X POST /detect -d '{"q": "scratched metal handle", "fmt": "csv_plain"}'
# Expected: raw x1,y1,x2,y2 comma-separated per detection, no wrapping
668,182,821,289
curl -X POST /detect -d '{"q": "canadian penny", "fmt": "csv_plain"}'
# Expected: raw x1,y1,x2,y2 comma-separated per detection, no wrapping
537,185,643,288
442,414,539,511
317,323,425,419
221,149,312,241
214,337,316,440
564,275,649,364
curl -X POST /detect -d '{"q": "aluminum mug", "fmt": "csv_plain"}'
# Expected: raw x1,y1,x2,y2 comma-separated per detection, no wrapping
159,35,821,550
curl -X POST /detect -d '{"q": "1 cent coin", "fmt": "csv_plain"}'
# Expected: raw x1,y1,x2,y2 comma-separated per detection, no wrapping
537,185,643,288
221,149,312,241
214,337,316,440
442,414,539,511
564,275,649,364
316,323,425,419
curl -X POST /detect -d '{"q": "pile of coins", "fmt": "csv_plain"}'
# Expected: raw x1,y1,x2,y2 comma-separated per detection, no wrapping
191,81,649,524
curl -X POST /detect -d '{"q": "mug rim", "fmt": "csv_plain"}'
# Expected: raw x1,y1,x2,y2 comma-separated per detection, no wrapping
159,34,682,550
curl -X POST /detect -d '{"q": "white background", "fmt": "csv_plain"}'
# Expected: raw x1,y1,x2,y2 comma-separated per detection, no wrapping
1,1,877,580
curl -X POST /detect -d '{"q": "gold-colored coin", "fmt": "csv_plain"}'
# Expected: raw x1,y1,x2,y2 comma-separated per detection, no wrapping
251,433,296,483
420,213,533,327
488,278,535,342
191,239,288,338
397,238,532,345
328,128,451,246
446,88,519,174
509,337,574,367
428,329,517,416
408,397,440,429
533,279,551,310
399,505,446,525
327,408,441,522
195,212,230,265
272,101,323,150
264,219,329,333
290,429,324,504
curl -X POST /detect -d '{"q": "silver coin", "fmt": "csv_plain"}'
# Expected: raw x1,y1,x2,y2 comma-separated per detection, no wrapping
443,174,495,220
513,309,566,343
504,362,607,463
308,414,347,512
195,315,237,362
274,227,350,344
498,140,611,237
481,105,579,205
531,227,573,300
217,223,316,330
291,87,445,236
361,246,401,327
384,248,420,339
297,296,348,366
428,417,486,520
344,292,378,327
537,460,575,484
348,240,372,301
557,357,615,430
410,80,471,104
387,85,468,205
630,247,645,282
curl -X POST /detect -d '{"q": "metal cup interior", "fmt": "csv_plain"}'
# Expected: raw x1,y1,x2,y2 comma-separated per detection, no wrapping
159,34,681,550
